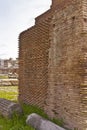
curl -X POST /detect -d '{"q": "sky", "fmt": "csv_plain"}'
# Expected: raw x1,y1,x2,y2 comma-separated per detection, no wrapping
0,0,51,59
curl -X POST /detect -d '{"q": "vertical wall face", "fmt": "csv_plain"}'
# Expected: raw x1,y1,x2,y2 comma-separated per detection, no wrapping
52,0,65,8
45,1,87,129
19,0,87,129
19,13,51,108
52,0,59,8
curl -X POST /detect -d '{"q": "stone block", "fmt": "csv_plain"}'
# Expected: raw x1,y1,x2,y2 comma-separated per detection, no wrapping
0,98,22,118
26,113,66,130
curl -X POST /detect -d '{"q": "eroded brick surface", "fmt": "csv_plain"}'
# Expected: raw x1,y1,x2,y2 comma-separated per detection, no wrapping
19,0,87,129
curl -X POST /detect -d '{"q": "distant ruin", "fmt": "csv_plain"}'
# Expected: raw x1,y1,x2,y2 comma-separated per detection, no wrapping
19,0,87,129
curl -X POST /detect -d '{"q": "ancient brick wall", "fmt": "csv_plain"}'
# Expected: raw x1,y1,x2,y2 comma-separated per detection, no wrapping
19,0,87,129
45,0,87,129
19,9,52,108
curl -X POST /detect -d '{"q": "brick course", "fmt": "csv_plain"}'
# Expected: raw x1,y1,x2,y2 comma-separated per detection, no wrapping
19,0,87,129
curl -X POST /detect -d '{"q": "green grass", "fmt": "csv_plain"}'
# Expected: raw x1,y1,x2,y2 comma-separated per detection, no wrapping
0,86,18,101
0,86,64,130
0,86,35,130
0,75,8,79
0,104,64,130
21,104,64,127
0,113,35,130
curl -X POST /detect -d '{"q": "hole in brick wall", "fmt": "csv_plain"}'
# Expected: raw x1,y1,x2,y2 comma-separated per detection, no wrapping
64,107,68,112
44,100,47,105
66,94,68,96
75,113,78,116
84,18,87,22
53,24,55,27
54,83,58,86
52,109,59,115
72,16,75,21
82,47,87,52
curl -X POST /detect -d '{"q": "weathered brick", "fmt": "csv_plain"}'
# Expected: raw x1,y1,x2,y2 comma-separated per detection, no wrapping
19,0,87,129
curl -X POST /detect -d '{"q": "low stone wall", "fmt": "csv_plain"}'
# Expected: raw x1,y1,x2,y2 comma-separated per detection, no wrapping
0,98,22,118
0,79,18,86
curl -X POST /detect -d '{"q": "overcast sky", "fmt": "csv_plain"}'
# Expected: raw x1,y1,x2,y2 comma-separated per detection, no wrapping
0,0,51,59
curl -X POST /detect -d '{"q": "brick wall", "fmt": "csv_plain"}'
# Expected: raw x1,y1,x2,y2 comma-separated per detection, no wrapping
19,0,87,129
19,9,52,108
45,1,87,129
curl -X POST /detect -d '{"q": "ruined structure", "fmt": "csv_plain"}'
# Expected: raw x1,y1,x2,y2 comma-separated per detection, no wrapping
19,0,87,129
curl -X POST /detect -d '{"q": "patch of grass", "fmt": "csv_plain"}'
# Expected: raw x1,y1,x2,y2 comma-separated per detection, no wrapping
22,104,49,120
0,75,8,79
0,114,35,130
0,86,18,101
0,91,17,101
51,118,64,127
22,104,64,127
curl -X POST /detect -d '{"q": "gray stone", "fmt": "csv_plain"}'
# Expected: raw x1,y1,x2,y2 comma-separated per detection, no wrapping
0,98,22,118
0,79,18,86
26,113,66,130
